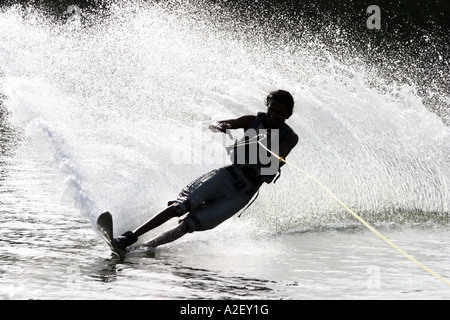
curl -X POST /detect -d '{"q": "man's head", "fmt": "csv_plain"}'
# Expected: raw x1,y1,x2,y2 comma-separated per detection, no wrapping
265,90,294,127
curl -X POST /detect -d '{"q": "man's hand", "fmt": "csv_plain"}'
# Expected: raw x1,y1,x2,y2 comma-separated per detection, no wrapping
209,121,231,133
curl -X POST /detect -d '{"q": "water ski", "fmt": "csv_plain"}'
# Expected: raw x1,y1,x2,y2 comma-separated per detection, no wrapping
96,211,125,259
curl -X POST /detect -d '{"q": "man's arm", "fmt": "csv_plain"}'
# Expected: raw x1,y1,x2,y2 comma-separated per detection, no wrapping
278,131,299,159
209,115,256,132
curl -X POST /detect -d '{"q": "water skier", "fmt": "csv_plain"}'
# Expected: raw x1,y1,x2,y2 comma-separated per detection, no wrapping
114,90,298,253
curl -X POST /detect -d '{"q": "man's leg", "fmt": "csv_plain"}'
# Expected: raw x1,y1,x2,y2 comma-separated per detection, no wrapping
115,168,224,251
138,220,190,249
114,203,185,251
132,202,184,237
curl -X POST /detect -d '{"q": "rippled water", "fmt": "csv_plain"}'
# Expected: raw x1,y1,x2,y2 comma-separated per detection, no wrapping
2,180,450,300
1,1,449,300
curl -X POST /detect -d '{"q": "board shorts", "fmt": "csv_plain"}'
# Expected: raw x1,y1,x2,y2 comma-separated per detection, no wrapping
176,165,259,232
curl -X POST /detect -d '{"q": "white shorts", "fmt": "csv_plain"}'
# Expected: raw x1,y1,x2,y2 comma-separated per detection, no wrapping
177,165,258,232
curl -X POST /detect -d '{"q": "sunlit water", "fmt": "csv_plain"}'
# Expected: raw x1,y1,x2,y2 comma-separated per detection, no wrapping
1,1,449,299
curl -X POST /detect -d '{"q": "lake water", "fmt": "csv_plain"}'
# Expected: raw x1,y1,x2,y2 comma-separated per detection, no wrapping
1,1,449,300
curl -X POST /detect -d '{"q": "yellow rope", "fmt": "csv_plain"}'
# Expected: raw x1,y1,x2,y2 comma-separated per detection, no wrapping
258,141,450,287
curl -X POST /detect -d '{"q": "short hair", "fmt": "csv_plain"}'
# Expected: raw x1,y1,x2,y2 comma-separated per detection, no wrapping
265,90,294,117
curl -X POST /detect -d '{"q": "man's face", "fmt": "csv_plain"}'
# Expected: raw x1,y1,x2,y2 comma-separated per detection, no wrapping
266,100,289,127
